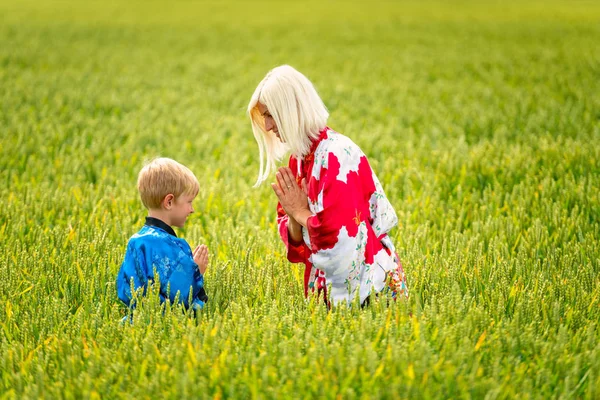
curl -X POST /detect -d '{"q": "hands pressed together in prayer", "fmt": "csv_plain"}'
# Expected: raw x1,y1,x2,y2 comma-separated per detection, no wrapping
271,167,313,230
193,244,209,275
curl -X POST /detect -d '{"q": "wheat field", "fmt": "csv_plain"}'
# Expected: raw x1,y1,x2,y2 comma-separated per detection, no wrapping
1,0,599,398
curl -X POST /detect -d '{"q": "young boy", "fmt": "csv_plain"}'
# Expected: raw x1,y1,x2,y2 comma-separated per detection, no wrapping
116,157,209,311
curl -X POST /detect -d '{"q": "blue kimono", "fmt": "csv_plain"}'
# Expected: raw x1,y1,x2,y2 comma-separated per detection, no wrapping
116,217,207,310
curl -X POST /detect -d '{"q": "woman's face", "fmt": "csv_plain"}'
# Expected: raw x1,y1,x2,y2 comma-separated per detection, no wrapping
258,102,281,140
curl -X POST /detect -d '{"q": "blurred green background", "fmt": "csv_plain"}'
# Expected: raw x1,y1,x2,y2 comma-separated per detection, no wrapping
1,1,599,398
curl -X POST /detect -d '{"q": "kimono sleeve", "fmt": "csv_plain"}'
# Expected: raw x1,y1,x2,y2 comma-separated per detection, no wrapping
154,240,206,309
276,156,311,264
116,240,157,307
166,271,204,309
277,202,311,264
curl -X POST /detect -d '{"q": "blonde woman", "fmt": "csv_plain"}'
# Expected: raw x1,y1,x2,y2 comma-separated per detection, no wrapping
248,65,407,306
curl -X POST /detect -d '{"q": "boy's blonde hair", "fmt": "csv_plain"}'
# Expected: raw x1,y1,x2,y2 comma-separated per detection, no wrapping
137,158,199,209
248,65,329,186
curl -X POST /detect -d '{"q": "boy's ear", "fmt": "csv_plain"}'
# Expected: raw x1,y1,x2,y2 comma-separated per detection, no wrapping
162,193,175,210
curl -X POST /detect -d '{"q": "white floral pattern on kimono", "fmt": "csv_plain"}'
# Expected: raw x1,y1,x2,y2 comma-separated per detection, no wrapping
277,128,408,305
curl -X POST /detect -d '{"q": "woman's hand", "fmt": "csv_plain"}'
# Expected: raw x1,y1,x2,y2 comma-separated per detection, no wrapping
271,167,313,227
193,244,209,275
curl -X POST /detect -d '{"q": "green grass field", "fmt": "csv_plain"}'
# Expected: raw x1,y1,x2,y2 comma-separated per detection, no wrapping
1,0,599,398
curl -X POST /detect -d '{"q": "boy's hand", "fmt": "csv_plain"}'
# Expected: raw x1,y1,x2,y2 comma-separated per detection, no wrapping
193,244,209,275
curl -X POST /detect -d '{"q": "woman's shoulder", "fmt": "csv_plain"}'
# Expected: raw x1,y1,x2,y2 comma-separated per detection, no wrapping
317,129,364,160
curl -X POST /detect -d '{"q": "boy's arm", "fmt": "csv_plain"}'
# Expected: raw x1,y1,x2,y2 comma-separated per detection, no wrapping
116,241,148,307
155,239,207,308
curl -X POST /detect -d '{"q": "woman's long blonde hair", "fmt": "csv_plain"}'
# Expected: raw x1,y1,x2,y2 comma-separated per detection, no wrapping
248,65,329,186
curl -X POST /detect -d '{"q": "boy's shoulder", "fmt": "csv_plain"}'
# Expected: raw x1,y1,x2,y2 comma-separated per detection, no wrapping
127,225,175,248
126,225,193,257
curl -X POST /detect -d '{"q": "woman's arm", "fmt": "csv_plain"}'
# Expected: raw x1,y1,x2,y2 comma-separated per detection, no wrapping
287,215,304,243
277,202,310,263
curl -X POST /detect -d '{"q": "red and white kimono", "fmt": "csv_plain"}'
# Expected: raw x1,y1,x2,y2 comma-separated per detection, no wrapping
277,127,408,305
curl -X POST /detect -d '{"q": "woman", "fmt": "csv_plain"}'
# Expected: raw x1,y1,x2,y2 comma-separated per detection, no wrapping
248,65,407,306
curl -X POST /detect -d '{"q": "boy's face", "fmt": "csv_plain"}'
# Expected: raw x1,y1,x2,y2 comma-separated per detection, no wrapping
169,193,196,228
